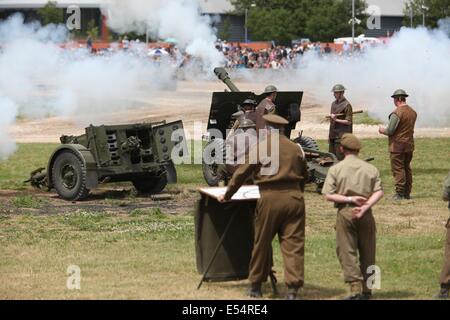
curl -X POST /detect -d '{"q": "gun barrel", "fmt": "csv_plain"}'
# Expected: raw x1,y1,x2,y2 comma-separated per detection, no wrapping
214,67,240,92
325,109,364,119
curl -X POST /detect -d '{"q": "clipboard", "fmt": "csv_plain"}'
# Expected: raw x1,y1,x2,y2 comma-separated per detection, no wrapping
198,185,260,201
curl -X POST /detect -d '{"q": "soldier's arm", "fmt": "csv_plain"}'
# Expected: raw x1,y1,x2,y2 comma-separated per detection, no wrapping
224,161,260,200
321,168,351,203
322,168,367,205
298,155,307,192
380,113,400,136
267,105,276,115
231,119,240,131
333,105,352,126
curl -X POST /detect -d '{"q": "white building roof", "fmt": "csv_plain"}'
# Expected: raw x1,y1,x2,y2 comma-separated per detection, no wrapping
0,0,235,13
198,0,234,14
365,0,407,17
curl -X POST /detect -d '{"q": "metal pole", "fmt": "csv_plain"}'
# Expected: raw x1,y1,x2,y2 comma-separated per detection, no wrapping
352,0,355,53
422,10,425,26
245,8,248,43
409,3,413,27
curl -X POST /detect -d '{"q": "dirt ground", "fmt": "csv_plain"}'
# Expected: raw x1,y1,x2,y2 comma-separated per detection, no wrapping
9,79,450,143
0,186,199,216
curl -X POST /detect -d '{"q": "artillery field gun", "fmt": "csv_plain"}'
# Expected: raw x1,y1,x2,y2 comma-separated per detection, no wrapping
203,67,338,191
27,121,187,201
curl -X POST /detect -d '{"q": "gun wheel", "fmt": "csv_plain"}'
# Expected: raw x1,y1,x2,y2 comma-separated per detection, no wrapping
202,139,226,187
293,136,320,151
51,150,90,201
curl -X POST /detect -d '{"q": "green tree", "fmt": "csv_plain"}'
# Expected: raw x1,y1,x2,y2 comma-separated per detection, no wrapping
86,19,99,40
231,0,367,42
37,1,63,25
403,0,450,28
218,17,232,40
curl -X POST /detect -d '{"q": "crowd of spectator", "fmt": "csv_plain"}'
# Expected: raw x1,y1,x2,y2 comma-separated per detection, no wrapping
214,39,382,69
78,36,384,70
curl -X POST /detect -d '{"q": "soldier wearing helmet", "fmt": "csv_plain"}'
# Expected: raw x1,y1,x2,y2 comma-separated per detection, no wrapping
218,118,258,184
329,84,353,160
230,98,258,132
378,89,417,200
255,85,278,131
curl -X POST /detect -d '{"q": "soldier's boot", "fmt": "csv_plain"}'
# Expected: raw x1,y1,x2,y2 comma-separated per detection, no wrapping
247,283,262,298
434,285,449,299
342,281,364,300
361,291,372,300
286,285,299,300
392,193,406,201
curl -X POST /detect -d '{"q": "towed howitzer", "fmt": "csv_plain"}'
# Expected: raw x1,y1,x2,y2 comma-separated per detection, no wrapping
203,68,338,192
27,121,187,201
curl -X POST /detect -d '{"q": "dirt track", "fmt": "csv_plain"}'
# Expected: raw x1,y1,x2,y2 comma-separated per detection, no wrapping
9,79,450,143
0,187,198,216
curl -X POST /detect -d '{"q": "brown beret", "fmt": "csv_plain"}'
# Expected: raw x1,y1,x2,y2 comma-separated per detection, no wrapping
262,114,289,125
340,133,362,151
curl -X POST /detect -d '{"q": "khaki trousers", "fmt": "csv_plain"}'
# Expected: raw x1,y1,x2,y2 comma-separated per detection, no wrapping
329,139,344,161
390,152,413,196
440,218,450,286
249,189,305,287
336,207,376,293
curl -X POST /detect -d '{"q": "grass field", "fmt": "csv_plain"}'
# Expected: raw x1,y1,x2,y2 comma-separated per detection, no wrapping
0,138,449,299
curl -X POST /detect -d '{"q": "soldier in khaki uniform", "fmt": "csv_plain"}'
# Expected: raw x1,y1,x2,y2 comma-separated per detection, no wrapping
255,85,277,131
329,84,353,161
217,118,258,184
229,99,258,132
379,89,417,200
322,134,384,300
436,172,450,299
218,114,307,300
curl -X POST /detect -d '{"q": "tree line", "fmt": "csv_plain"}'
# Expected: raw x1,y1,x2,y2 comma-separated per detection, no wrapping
231,0,450,42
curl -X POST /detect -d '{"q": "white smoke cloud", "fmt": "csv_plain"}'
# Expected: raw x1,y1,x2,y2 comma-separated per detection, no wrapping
438,17,450,36
103,0,224,70
0,0,227,160
293,26,450,127
233,24,450,128
0,96,18,160
0,14,177,159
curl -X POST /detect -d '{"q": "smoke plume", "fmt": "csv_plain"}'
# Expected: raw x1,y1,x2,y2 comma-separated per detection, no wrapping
0,14,176,159
234,22,450,128
103,0,224,70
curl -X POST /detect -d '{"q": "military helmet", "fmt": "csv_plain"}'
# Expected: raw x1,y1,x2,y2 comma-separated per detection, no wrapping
242,99,257,106
331,84,346,92
239,118,256,129
263,85,278,94
231,110,244,119
263,114,289,126
391,89,409,98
